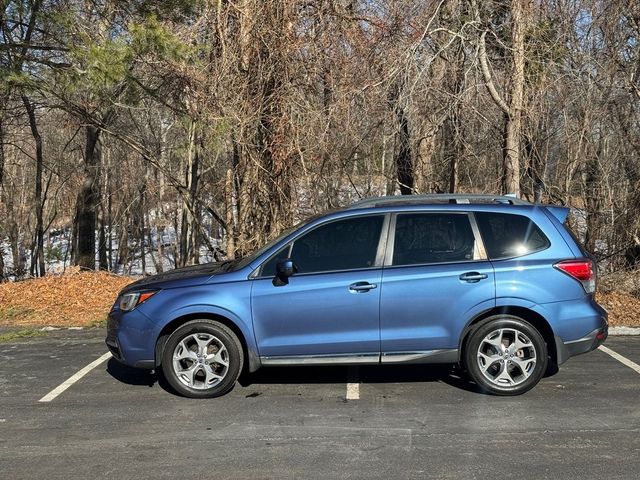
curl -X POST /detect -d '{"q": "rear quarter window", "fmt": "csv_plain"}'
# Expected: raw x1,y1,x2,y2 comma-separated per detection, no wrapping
475,212,550,259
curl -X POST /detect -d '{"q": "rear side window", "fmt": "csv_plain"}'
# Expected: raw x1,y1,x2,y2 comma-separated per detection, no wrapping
392,213,477,266
475,212,550,259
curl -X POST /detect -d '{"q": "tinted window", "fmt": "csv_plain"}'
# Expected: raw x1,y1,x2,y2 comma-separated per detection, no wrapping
476,212,550,259
392,213,477,266
282,215,384,274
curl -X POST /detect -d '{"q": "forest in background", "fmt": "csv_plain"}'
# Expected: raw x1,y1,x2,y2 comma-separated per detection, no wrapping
1,0,640,280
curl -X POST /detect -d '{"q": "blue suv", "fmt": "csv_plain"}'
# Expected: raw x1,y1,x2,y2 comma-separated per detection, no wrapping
106,194,608,397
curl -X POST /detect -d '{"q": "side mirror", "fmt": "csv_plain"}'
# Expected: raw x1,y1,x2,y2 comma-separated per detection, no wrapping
273,259,297,286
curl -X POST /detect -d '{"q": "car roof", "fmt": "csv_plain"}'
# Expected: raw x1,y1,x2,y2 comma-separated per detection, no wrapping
347,194,531,209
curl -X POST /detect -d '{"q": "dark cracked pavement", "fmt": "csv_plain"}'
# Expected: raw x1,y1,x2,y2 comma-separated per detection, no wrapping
0,330,639,479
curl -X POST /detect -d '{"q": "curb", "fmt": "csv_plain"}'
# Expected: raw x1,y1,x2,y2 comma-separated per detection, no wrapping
40,326,84,331
609,327,640,336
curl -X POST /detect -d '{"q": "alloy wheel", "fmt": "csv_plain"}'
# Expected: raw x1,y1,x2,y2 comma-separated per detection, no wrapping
476,328,537,387
172,333,230,390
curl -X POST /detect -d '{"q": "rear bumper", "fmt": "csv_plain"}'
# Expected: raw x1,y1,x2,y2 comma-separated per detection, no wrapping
555,325,608,365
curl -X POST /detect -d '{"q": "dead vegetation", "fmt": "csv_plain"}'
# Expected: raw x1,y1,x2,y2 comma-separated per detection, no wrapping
0,267,134,327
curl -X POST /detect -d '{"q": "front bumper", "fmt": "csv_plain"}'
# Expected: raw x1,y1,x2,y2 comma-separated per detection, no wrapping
106,307,157,369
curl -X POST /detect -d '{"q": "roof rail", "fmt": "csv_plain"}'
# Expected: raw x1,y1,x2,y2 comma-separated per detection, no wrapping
349,194,532,209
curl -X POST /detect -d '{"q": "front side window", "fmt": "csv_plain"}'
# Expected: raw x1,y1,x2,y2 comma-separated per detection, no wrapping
475,212,550,259
391,213,478,266
260,215,384,276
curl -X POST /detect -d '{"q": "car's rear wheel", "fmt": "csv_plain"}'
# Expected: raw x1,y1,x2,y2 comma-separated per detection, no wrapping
161,319,243,398
464,316,548,395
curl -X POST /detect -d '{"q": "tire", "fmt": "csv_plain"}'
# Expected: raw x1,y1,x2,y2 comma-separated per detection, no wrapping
161,319,243,398
464,315,548,396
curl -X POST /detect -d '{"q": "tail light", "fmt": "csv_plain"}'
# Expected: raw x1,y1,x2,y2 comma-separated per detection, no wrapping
554,259,596,294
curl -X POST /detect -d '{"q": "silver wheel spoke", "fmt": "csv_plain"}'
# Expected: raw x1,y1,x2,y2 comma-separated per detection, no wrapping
207,348,229,367
511,357,534,378
494,364,515,385
484,329,505,352
178,364,197,387
512,332,533,352
204,364,224,385
194,334,213,355
478,352,501,372
174,340,198,361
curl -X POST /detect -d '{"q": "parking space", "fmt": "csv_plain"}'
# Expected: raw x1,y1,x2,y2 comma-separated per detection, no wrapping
0,330,639,479
599,336,640,368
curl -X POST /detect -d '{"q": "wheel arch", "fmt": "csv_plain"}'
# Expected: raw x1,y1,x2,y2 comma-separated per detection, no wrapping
458,306,558,365
155,312,261,373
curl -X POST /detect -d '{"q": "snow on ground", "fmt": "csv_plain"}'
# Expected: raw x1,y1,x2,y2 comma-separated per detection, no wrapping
1,225,222,280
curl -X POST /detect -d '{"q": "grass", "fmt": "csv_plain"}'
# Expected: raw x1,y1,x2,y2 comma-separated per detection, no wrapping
0,328,46,343
0,306,35,322
89,316,108,328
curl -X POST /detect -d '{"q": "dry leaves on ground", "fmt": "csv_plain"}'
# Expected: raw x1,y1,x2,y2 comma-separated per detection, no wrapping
598,292,640,327
0,267,135,327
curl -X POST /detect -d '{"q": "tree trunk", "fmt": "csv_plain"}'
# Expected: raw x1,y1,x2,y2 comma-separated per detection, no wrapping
225,168,236,259
394,102,414,195
476,0,528,196
179,120,199,267
502,0,526,195
98,217,108,271
445,44,466,194
75,125,102,270
0,109,5,281
22,95,46,277
584,148,602,254
0,110,5,189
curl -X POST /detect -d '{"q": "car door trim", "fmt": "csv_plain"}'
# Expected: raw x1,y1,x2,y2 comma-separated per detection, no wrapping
381,349,459,364
260,353,380,366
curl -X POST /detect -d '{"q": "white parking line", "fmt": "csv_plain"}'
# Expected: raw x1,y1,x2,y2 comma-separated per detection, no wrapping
598,346,640,375
346,366,360,400
39,352,112,403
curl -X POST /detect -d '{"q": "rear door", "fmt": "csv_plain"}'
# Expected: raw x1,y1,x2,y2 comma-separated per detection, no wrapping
379,212,495,360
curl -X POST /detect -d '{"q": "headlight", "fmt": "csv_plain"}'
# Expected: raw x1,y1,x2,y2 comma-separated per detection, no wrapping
118,290,158,311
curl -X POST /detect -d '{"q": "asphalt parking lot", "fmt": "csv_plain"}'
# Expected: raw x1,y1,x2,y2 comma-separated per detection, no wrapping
0,330,639,479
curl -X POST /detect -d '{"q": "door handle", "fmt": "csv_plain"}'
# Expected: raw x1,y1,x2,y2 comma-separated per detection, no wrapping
349,282,377,293
459,272,488,283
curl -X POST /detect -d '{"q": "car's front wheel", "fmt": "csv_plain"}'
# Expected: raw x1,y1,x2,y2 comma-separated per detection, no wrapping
161,319,243,398
464,316,548,395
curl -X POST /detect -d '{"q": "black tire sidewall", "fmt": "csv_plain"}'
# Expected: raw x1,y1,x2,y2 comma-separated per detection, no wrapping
161,320,243,398
464,315,548,395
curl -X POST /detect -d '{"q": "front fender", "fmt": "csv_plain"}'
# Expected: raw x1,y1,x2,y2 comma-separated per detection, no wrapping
139,283,261,372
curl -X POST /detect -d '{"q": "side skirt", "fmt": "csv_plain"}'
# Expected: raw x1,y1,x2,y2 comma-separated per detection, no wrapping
260,349,459,367
260,353,379,366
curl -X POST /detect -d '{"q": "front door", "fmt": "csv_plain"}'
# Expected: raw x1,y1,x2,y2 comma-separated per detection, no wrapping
252,214,386,360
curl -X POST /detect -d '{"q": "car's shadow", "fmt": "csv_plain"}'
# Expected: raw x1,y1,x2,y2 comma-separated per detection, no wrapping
106,358,493,396
241,363,484,394
106,359,158,388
